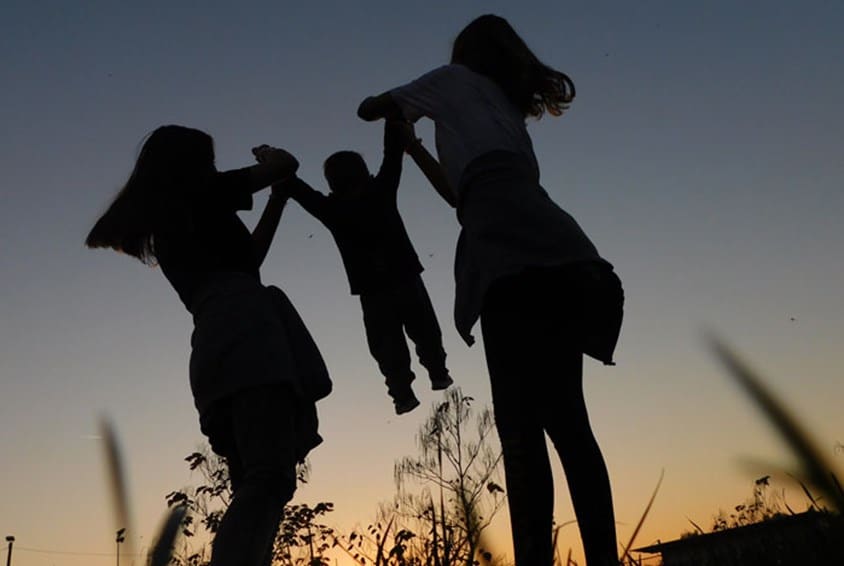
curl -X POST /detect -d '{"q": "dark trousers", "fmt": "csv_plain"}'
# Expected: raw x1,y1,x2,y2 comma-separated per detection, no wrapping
203,385,298,566
480,264,621,566
359,274,448,398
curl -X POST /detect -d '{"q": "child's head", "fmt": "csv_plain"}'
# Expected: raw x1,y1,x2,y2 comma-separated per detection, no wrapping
451,14,575,119
323,151,370,195
85,125,215,263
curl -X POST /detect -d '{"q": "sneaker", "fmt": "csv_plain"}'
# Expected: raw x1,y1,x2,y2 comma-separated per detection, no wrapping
393,392,421,415
430,372,454,391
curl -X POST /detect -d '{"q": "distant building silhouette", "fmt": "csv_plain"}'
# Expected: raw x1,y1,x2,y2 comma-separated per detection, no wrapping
635,511,843,566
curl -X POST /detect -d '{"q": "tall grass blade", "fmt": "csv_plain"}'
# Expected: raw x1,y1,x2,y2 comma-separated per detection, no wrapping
149,505,187,566
707,335,844,512
685,517,704,535
831,472,844,501
619,469,664,563
790,474,822,511
373,515,394,566
551,524,561,565
99,416,135,559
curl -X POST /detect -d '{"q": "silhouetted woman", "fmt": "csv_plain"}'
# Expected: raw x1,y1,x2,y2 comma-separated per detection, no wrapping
86,125,331,566
358,15,623,566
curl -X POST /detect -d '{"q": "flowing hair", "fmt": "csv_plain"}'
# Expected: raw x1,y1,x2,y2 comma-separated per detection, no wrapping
85,125,215,264
451,14,575,119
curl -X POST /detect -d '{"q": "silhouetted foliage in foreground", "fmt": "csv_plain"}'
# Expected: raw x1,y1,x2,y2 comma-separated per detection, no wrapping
165,388,505,566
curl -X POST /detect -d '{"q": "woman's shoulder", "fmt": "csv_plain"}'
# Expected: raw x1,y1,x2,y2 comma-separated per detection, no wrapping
405,64,475,88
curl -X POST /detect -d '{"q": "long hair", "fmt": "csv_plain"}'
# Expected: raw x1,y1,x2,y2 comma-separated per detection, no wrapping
451,14,575,119
85,125,215,264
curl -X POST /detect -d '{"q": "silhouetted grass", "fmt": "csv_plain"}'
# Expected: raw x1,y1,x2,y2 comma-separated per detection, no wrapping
707,334,844,513
99,417,135,560
618,470,664,564
150,506,188,566
100,417,186,566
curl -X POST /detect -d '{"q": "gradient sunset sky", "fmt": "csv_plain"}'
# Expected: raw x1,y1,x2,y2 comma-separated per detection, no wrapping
1,1,843,565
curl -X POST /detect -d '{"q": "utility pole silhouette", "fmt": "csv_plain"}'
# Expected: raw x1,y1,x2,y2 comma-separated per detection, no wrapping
116,528,126,566
4,535,14,566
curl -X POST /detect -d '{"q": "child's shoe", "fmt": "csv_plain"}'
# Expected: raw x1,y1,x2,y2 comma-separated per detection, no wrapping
430,371,454,391
393,390,421,415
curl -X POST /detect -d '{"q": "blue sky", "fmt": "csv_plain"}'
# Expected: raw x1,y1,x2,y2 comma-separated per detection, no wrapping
1,1,843,564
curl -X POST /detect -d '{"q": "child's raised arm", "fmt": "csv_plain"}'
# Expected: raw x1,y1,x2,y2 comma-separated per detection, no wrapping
276,175,333,224
374,120,411,190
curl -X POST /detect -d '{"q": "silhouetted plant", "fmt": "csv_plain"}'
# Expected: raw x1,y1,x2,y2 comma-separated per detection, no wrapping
165,447,332,566
326,389,504,566
710,475,786,532
708,335,844,513
274,502,335,566
392,387,505,565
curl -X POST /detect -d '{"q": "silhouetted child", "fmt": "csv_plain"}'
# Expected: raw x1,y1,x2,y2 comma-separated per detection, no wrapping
279,120,452,414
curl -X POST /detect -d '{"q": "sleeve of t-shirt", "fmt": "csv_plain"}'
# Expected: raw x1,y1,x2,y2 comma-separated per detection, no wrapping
211,168,254,211
389,64,460,123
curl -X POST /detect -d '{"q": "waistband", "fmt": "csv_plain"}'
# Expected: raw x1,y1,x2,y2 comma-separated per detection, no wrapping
189,272,266,316
459,150,540,193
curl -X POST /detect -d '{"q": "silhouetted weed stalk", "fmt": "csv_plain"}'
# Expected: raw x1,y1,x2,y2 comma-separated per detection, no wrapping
100,417,188,566
548,470,662,566
709,475,786,532
707,334,844,513
334,387,507,566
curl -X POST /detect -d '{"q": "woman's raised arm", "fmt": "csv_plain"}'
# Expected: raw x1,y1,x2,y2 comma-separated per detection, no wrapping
405,137,457,208
357,92,404,121
245,146,299,192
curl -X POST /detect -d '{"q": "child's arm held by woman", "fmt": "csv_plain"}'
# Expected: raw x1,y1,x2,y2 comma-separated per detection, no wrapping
247,145,300,192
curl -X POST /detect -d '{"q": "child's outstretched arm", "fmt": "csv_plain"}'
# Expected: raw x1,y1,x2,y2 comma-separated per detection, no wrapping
275,175,333,224
374,120,409,191
405,137,457,208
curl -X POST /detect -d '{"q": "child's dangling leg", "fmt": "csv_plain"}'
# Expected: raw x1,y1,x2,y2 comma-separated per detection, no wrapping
360,289,421,414
399,275,453,391
385,371,420,415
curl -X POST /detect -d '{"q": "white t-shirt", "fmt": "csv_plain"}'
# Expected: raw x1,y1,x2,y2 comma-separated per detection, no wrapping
391,64,539,191
390,63,611,346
